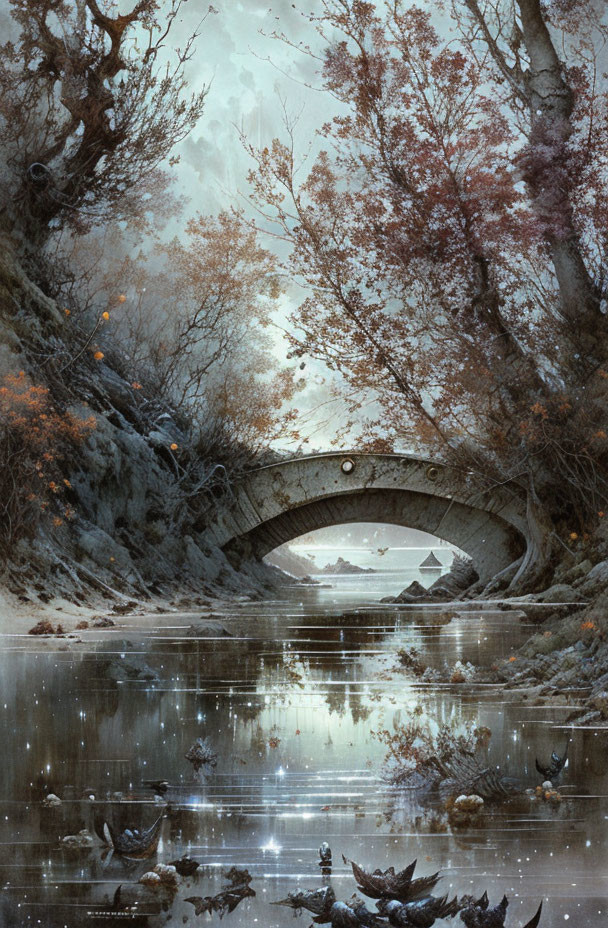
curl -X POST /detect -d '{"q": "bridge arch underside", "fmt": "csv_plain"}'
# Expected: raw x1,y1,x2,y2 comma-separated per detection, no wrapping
223,488,526,584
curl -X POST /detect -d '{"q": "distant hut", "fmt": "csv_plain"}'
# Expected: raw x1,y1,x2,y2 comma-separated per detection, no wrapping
419,551,442,571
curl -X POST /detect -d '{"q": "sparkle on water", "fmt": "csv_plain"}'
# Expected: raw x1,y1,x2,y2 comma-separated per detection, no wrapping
0,563,606,925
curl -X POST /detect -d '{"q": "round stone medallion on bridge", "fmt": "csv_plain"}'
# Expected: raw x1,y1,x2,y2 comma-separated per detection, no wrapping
202,453,528,583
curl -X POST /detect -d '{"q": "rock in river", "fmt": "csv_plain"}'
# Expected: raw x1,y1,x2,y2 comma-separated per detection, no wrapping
186,618,233,637
104,653,159,683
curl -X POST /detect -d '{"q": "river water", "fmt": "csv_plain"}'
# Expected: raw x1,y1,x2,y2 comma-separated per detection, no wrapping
1,569,607,927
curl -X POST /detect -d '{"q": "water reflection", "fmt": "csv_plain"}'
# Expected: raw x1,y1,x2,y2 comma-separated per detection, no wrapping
1,589,608,925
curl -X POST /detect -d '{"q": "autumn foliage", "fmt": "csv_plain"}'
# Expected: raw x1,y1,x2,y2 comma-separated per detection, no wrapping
59,212,299,459
373,709,491,787
246,0,608,581
0,372,95,552
0,0,298,568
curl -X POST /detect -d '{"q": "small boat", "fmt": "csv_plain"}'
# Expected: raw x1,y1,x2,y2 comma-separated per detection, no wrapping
419,551,443,571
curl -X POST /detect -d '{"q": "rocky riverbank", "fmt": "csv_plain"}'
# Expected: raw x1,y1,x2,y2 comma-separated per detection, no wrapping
384,545,608,726
493,567,608,725
0,234,290,620
381,554,478,603
0,570,287,652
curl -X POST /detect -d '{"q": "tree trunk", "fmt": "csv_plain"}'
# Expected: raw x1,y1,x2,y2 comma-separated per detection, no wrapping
510,474,557,591
516,0,605,353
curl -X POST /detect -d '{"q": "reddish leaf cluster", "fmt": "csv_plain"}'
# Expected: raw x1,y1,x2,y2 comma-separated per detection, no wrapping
0,372,95,551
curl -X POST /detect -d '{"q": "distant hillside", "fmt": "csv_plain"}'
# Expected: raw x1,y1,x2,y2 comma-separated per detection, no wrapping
264,545,317,578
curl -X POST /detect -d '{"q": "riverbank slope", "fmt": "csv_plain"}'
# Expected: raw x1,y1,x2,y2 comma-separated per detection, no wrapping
0,235,286,614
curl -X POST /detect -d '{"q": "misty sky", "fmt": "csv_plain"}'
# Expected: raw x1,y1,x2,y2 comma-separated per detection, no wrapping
140,0,374,454
175,2,325,210
168,1,351,449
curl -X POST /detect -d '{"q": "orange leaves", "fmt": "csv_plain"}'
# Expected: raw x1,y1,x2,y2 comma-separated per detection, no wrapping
0,372,95,550
530,402,548,419
0,373,95,449
581,620,596,631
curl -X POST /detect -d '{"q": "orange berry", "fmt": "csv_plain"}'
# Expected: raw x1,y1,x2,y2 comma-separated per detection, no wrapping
117,294,127,303
102,311,110,321
93,351,104,361
569,532,578,541
170,442,178,450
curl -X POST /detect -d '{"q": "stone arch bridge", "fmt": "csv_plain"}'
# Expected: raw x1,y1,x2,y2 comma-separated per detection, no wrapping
202,453,529,583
